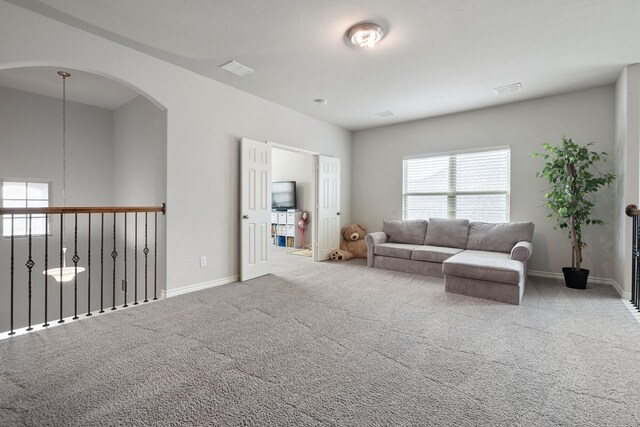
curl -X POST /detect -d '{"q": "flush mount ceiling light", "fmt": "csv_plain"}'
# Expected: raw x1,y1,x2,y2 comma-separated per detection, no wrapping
347,23,385,49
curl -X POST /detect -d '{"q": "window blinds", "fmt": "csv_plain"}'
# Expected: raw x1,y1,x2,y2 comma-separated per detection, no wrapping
403,148,510,222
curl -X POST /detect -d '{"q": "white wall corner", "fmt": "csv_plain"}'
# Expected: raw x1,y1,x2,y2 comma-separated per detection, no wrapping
161,276,239,299
528,270,630,299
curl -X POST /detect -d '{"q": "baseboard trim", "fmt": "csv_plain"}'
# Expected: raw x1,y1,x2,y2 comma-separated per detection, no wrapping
161,275,239,299
528,270,631,299
612,281,631,300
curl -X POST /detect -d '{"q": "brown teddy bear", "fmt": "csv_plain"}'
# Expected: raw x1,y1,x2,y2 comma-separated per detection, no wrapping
330,224,367,260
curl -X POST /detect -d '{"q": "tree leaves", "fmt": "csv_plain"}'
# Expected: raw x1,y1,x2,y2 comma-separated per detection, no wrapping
533,136,615,270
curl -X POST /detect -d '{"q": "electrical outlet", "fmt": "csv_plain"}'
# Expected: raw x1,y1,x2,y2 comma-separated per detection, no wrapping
200,256,207,267
121,278,127,293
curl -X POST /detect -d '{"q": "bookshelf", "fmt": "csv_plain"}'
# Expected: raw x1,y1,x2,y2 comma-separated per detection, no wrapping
271,209,303,248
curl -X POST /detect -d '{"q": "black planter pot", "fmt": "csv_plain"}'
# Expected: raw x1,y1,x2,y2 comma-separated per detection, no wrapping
562,267,589,289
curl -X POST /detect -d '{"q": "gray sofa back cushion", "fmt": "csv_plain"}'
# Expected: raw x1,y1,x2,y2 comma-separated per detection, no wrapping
466,221,535,253
382,219,428,245
424,218,470,249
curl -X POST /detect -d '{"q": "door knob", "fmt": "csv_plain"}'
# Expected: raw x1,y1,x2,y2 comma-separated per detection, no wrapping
242,215,249,219
336,212,341,216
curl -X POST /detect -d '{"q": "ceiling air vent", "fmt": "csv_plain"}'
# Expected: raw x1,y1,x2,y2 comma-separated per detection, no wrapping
374,110,394,117
220,60,254,76
494,82,522,95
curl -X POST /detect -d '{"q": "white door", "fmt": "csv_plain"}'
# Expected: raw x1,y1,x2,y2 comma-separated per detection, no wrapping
315,156,341,261
240,138,271,281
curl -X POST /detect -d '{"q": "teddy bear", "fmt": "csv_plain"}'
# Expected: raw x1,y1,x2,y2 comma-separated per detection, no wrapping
330,224,368,261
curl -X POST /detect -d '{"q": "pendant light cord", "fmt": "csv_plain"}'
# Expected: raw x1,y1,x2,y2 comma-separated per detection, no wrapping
62,73,67,208
57,71,70,249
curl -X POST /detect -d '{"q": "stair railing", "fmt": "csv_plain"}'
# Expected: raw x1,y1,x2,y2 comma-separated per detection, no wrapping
1,204,165,336
626,204,640,311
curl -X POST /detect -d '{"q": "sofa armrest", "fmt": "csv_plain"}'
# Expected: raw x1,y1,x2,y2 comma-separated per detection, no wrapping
365,232,388,267
510,241,533,261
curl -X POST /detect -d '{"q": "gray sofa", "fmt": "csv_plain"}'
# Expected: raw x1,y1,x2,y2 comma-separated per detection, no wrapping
364,218,534,305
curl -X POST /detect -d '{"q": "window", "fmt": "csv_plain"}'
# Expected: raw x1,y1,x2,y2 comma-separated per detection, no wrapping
2,180,50,237
403,147,510,222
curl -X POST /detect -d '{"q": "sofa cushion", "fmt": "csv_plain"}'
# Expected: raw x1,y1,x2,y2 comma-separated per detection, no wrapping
443,250,522,285
466,221,535,253
382,219,428,245
411,245,464,263
424,218,470,249
374,243,420,260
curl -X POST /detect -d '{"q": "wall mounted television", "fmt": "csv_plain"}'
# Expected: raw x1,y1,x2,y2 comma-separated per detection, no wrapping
272,181,296,210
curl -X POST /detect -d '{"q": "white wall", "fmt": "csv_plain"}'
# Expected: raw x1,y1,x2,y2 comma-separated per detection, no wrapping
0,2,352,294
272,147,314,215
353,86,616,281
113,95,165,206
0,86,114,205
614,64,640,296
0,85,114,331
112,95,166,304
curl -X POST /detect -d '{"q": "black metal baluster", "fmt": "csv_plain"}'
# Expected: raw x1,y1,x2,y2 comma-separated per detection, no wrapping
100,213,104,313
87,214,92,317
111,213,117,310
123,213,128,308
26,215,34,331
58,214,64,324
154,212,158,300
144,212,149,303
632,215,638,306
134,213,138,305
9,215,15,336
43,214,49,327
72,213,79,320
636,214,640,310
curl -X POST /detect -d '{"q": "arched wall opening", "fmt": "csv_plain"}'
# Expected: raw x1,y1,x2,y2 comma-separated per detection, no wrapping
0,65,167,332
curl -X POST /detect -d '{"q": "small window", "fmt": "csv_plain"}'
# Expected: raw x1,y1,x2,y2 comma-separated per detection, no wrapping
2,180,50,237
403,147,510,222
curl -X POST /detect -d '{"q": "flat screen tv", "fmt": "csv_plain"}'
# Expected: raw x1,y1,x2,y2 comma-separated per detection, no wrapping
272,181,296,210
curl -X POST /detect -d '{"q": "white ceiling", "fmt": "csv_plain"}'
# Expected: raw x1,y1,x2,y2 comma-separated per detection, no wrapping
0,66,139,110
6,0,640,130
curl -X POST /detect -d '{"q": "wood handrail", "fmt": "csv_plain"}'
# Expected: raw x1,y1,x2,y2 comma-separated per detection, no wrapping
0,203,165,215
626,204,639,217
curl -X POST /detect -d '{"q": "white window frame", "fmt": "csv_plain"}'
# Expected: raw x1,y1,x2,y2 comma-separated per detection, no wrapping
402,146,511,222
1,179,52,238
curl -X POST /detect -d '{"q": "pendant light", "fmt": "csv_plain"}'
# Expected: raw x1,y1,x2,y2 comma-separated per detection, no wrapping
43,71,85,283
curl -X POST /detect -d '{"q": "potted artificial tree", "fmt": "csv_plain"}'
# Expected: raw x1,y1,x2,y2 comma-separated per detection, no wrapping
533,136,615,289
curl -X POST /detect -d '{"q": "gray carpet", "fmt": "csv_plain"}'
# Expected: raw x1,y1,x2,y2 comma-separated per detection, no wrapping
2,248,640,426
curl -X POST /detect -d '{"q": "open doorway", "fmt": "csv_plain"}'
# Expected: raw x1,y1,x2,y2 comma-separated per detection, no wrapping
271,145,316,260
239,138,341,281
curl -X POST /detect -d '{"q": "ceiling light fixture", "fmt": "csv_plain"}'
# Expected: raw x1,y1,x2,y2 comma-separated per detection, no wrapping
313,98,327,105
44,71,85,283
347,23,384,49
